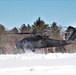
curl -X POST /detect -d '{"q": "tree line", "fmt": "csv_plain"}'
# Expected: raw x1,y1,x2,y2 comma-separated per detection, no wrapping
0,17,75,54
0,17,63,38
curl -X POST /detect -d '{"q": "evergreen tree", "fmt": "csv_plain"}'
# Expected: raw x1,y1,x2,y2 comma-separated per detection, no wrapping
10,27,18,33
50,22,60,38
32,17,49,35
0,24,6,34
20,24,31,33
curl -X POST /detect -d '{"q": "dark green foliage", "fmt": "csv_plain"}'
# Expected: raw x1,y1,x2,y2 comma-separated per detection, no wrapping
0,17,68,53
0,24,6,34
50,22,60,38
32,17,49,35
20,24,31,33
10,27,18,33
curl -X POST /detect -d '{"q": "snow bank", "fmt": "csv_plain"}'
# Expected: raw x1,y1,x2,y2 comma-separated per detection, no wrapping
0,53,76,60
0,66,76,75
0,53,76,75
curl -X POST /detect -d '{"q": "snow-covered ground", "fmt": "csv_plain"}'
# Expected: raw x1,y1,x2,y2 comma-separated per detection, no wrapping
0,51,76,75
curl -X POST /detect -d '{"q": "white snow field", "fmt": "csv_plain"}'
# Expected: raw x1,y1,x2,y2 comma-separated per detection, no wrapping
0,52,76,75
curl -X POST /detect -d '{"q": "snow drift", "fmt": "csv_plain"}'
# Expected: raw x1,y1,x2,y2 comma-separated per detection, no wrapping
0,52,76,75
